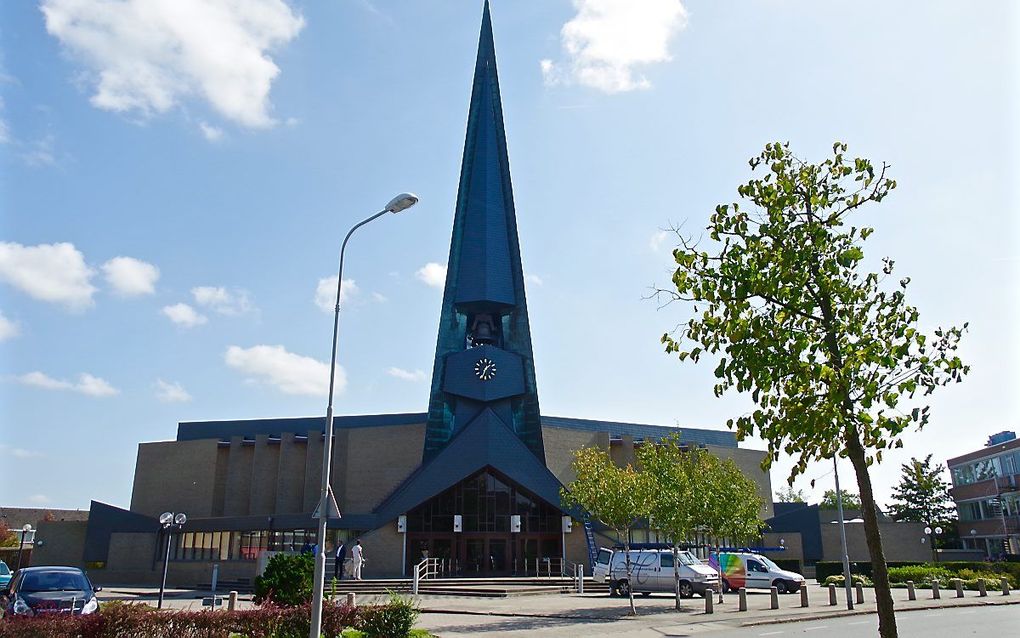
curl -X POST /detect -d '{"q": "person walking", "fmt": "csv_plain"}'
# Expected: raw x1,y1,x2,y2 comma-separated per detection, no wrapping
351,539,365,580
334,540,347,580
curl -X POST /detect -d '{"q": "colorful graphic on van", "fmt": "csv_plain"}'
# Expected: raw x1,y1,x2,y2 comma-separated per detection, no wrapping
710,553,746,589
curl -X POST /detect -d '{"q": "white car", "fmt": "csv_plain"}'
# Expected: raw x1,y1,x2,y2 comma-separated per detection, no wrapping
711,552,805,594
593,547,719,598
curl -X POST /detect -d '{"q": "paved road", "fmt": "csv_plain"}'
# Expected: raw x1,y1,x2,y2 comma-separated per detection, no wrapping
706,604,1018,637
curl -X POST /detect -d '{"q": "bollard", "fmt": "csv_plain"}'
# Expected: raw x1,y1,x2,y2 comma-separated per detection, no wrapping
705,588,714,614
800,585,809,608
828,583,837,606
855,582,864,604
954,578,964,598
346,592,356,607
1002,577,1010,596
978,579,987,597
738,587,747,611
227,591,238,611
907,581,916,601
770,586,779,610
932,580,940,599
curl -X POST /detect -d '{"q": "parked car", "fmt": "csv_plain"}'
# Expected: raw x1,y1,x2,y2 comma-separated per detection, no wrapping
593,547,719,598
710,551,805,594
1,566,101,617
0,562,11,590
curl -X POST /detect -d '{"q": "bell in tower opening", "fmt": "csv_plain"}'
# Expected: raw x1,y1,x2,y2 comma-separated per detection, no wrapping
467,313,501,348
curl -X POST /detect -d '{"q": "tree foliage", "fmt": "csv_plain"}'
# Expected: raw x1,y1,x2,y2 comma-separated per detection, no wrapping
658,142,969,638
254,552,315,607
820,489,862,510
561,446,646,615
888,454,955,526
774,486,807,503
0,521,18,548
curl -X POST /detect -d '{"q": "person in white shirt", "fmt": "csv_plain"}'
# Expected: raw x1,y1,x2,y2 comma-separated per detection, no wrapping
351,539,365,580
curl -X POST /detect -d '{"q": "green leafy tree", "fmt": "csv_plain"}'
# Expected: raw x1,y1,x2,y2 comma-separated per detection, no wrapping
820,489,862,510
562,446,647,615
889,455,956,547
254,552,315,606
637,434,700,610
775,485,807,503
0,521,18,548
658,142,969,638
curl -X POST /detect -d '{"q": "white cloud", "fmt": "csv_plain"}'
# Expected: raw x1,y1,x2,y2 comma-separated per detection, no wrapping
225,344,341,396
22,134,58,167
18,371,119,397
524,273,544,287
415,262,447,289
0,444,43,459
155,378,192,403
0,311,19,341
199,121,224,141
102,256,160,296
387,367,427,382
27,494,51,505
40,0,305,128
162,302,208,327
649,229,670,252
541,0,688,93
314,277,358,312
371,291,388,303
0,242,96,311
192,286,252,315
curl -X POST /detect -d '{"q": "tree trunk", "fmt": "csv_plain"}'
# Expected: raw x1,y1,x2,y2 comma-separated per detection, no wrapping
623,536,636,615
673,543,681,611
846,436,898,638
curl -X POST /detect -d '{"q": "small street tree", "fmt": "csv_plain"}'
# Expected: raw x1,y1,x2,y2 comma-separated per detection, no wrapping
658,142,969,638
0,521,18,548
637,434,699,610
774,486,807,503
562,446,647,615
820,489,862,510
889,455,957,548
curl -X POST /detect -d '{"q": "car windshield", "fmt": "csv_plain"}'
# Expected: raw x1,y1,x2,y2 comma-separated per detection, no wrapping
20,571,90,593
678,551,700,566
0,562,9,576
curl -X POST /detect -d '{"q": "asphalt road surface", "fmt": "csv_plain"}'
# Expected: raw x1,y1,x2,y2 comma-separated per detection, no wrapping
703,604,1019,638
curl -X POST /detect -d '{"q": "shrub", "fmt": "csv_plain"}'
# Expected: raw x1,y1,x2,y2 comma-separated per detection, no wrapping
822,574,872,587
357,592,420,638
254,552,315,607
886,565,951,585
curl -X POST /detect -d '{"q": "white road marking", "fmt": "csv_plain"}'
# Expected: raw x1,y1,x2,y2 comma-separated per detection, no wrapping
803,627,828,631
847,620,870,625
758,632,784,636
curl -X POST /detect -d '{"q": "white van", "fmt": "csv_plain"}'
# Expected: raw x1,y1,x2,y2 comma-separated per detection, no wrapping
593,547,719,598
710,552,805,594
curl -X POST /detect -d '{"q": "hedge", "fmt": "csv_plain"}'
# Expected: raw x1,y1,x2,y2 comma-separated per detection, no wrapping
0,598,422,638
815,560,1020,586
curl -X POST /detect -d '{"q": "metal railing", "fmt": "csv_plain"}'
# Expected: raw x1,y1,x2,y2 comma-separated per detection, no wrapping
412,558,440,595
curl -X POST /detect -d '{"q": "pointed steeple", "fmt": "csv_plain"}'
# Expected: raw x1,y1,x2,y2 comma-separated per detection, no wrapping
422,1,544,461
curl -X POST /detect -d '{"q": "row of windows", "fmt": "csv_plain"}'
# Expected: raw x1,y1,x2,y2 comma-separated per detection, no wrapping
952,452,1020,485
169,529,358,562
958,494,1020,521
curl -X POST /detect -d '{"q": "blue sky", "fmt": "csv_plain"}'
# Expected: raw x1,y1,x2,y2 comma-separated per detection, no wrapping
0,0,1016,512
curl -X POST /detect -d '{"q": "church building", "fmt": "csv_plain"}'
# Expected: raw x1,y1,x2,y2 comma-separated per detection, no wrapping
38,3,773,586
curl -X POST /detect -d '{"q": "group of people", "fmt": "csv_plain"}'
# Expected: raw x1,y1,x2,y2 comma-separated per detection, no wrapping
332,538,365,581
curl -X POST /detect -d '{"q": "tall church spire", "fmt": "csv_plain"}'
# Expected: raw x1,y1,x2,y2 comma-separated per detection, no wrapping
422,1,544,460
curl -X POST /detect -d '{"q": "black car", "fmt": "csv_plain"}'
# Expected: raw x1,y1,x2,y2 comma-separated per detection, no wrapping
2,566,101,617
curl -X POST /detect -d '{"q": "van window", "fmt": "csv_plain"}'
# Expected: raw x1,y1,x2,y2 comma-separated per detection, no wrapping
747,559,768,573
596,549,612,565
660,553,674,568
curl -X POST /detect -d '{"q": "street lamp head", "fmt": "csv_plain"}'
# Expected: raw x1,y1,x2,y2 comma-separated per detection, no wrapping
935,526,943,535
159,512,174,526
174,513,188,526
925,526,932,535
384,192,419,214
22,524,32,532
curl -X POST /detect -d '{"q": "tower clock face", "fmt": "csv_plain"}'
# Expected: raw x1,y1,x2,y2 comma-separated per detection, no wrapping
474,357,497,381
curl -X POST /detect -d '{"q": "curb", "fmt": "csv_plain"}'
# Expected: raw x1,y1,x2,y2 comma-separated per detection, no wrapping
743,598,1020,627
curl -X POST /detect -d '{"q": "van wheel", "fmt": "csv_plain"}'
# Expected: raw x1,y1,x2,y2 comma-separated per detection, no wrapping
774,579,789,594
721,579,732,594
678,580,694,599
617,580,631,597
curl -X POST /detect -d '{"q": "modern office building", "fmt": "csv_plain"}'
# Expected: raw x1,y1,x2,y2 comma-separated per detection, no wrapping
947,431,1020,557
34,3,774,586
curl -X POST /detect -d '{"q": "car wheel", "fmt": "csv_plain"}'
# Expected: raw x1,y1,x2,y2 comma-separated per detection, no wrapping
617,580,631,597
678,580,694,599
609,582,619,597
721,579,732,594
774,579,789,594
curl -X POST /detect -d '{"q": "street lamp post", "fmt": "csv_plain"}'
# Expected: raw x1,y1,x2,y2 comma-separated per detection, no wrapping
832,459,854,610
309,192,420,638
157,512,187,609
15,524,33,571
924,525,943,564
